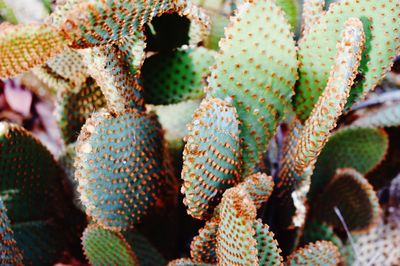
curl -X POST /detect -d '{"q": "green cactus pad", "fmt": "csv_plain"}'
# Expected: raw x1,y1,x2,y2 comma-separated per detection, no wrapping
237,172,274,209
56,78,106,144
61,0,209,48
12,220,66,266
216,187,258,265
152,99,201,149
0,23,67,78
313,168,380,233
301,221,343,250
0,198,23,265
46,49,89,88
207,0,298,174
168,258,215,266
253,219,283,265
182,97,241,220
123,231,166,266
82,225,139,265
190,216,218,264
285,240,340,265
75,108,165,231
0,122,65,223
294,0,400,120
142,46,215,105
278,17,365,195
85,37,145,113
352,103,400,128
309,127,388,199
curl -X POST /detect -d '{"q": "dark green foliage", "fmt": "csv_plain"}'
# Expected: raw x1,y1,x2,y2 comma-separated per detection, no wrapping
0,123,65,223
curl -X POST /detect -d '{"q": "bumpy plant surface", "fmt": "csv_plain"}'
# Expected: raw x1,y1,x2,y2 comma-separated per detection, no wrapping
0,0,400,265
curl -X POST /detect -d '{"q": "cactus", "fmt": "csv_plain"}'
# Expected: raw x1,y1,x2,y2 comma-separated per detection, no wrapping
0,198,23,265
12,220,67,266
56,78,106,144
351,103,400,128
75,109,165,231
82,224,139,265
0,23,67,78
309,127,389,199
312,168,380,232
216,186,258,265
294,0,400,120
284,240,341,265
0,0,399,264
207,0,298,174
181,97,241,220
0,122,65,222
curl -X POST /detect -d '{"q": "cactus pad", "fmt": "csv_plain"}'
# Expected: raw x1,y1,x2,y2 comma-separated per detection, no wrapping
46,49,89,88
12,220,66,266
190,216,219,264
294,0,400,120
0,23,67,78
0,198,23,265
75,109,164,231
207,0,298,174
142,47,215,105
216,187,258,265
253,219,283,265
0,122,65,223
285,240,341,265
181,97,241,220
123,231,166,266
313,168,380,232
82,225,139,265
237,172,274,209
309,127,388,198
61,0,209,48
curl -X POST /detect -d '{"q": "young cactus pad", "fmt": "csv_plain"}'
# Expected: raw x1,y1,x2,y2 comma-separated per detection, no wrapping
294,0,400,120
75,109,165,231
181,97,241,220
82,225,139,265
207,0,298,174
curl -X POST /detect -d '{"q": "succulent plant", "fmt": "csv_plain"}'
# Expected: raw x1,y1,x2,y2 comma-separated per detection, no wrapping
0,0,399,264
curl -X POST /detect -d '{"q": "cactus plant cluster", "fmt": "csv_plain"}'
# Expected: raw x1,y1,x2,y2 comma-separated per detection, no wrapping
0,0,400,265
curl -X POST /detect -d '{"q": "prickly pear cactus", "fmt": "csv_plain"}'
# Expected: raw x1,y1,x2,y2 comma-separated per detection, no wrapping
207,0,298,174
181,97,241,220
0,23,67,78
294,0,400,120
0,122,65,222
75,109,165,231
